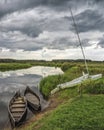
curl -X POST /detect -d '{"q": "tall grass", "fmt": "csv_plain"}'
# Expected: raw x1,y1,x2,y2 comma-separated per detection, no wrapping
39,66,82,99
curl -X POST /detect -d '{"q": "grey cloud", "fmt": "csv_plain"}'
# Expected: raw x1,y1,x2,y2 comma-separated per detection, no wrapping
50,38,72,49
0,39,40,51
0,10,43,38
47,38,91,50
93,0,104,3
8,25,42,38
42,17,70,32
0,6,69,38
1,26,42,38
0,30,47,51
0,0,97,19
97,37,104,48
0,0,70,19
67,9,104,33
0,0,104,52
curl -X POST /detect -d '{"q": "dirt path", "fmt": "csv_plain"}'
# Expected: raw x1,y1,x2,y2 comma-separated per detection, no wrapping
17,94,63,130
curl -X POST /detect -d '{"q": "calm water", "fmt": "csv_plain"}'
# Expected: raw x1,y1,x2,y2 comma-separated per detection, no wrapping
0,66,63,129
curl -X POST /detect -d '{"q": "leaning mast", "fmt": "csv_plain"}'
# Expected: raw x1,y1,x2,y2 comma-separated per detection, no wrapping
69,8,89,75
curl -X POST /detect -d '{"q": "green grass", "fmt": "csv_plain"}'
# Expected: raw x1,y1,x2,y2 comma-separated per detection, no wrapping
0,63,33,71
81,78,104,94
32,95,104,130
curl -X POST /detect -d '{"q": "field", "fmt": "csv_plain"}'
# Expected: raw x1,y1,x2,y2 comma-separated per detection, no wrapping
3,60,104,130
31,95,104,130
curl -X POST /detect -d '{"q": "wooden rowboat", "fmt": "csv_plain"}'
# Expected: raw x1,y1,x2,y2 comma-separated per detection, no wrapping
8,91,27,128
24,86,41,113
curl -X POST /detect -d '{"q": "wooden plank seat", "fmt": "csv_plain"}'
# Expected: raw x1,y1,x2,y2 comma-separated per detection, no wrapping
11,104,25,108
15,98,23,100
11,108,25,113
12,101,25,104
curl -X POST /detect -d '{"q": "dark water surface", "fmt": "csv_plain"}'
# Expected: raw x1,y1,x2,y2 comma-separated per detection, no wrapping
0,66,63,129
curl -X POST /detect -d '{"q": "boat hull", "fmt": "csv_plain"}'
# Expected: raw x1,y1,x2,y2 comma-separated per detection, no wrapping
24,86,41,113
9,109,27,128
27,100,41,114
8,91,27,128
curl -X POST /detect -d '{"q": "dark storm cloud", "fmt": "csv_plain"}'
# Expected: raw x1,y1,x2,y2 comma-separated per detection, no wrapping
0,0,96,19
1,0,103,36
0,0,70,19
0,7,44,38
65,9,104,33
76,10,104,32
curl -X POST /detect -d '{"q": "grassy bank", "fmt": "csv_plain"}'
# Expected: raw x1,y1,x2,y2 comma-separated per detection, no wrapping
31,95,104,130
0,63,33,71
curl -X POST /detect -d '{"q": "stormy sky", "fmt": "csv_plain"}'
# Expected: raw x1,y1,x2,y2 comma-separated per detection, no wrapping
0,0,104,60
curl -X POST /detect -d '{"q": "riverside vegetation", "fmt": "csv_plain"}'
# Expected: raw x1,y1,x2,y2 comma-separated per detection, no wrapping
3,59,104,130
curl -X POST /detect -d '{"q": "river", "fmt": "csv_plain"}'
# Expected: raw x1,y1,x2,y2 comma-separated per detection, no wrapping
0,66,63,129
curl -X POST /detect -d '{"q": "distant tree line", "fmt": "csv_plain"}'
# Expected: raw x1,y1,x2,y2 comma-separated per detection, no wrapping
0,58,103,63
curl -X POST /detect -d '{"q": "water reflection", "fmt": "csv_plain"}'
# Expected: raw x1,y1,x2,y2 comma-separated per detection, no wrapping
0,66,63,79
0,66,63,129
0,74,41,94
